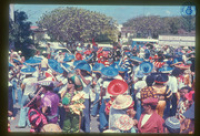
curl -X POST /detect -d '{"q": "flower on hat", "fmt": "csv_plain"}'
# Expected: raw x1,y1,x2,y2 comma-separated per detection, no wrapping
115,114,134,131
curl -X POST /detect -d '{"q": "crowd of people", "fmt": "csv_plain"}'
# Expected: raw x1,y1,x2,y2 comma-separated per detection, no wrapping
8,41,195,134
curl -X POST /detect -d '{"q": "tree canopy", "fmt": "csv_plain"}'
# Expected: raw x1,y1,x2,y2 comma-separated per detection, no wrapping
123,15,195,38
37,7,119,44
9,10,35,59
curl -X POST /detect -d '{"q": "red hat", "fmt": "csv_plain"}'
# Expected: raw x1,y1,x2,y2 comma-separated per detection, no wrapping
185,91,195,101
97,47,103,54
44,71,55,81
84,50,92,55
75,53,83,60
154,54,159,59
142,97,158,105
108,80,128,95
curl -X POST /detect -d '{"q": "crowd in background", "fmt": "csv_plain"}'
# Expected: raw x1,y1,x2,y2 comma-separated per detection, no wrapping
8,41,195,134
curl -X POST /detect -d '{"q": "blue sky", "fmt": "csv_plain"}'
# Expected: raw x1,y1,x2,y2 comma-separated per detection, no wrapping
13,4,196,25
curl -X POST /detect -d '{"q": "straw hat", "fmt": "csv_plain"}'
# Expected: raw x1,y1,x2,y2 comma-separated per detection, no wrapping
115,114,134,131
41,124,62,133
112,95,133,109
107,80,128,95
164,116,180,129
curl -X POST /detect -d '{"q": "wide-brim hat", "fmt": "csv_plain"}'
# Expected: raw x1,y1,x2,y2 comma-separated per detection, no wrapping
171,59,182,66
110,61,120,69
101,66,118,77
9,62,14,67
61,63,71,73
63,53,75,62
97,47,103,54
48,60,64,74
130,56,143,63
75,53,83,60
73,60,84,67
135,70,145,78
92,62,105,73
158,65,173,73
25,57,41,66
164,116,180,129
182,103,194,119
75,61,91,73
85,54,94,62
140,62,153,74
185,91,195,101
84,50,92,55
115,114,134,131
41,124,62,133
20,65,36,74
36,77,58,86
118,66,128,73
112,95,133,110
107,80,128,95
154,73,169,84
13,58,22,65
174,63,190,70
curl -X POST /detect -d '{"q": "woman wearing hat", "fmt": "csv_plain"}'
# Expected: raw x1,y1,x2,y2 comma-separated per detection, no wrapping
27,94,48,132
61,74,85,133
40,82,60,124
99,66,118,132
16,66,38,128
151,73,172,118
75,61,92,133
138,96,164,133
109,95,137,133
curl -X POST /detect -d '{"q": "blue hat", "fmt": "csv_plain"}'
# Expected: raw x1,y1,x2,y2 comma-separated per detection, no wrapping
75,61,91,73
140,62,153,74
171,59,182,65
101,66,118,77
125,52,132,57
13,58,22,65
92,62,105,73
135,71,144,78
63,53,75,62
61,63,71,73
48,60,63,74
183,103,194,119
9,63,14,67
25,57,41,65
164,116,180,129
130,56,143,62
118,66,128,73
48,59,57,64
159,65,174,73
73,60,86,67
33,56,43,61
110,61,120,70
186,60,192,65
85,54,94,62
20,65,36,74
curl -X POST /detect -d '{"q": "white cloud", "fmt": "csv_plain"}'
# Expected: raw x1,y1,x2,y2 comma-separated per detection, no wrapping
165,10,171,15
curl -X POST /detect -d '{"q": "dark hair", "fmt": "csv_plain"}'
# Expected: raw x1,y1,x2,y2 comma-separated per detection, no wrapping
166,126,180,134
150,104,157,110
180,86,192,92
171,68,182,77
146,75,155,86
42,83,54,90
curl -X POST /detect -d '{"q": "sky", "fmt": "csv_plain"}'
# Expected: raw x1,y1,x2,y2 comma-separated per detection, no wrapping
13,4,196,25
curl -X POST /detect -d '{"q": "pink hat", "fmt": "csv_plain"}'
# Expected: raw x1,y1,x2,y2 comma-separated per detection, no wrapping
115,115,134,131
112,95,133,109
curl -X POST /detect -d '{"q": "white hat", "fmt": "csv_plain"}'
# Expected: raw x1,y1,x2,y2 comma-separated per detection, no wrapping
9,51,11,54
42,51,47,54
18,50,22,53
58,50,62,53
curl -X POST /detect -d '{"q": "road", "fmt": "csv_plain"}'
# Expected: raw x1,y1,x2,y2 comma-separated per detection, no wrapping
9,100,100,133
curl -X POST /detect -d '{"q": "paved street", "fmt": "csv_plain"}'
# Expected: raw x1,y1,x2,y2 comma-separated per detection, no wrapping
9,99,100,133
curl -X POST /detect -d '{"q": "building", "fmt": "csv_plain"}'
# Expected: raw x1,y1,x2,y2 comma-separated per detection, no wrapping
30,26,50,42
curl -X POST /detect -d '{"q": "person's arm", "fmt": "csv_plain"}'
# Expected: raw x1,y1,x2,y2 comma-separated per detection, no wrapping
42,106,49,115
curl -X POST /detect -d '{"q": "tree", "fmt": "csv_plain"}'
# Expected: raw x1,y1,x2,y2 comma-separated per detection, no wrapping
37,7,119,44
9,10,35,59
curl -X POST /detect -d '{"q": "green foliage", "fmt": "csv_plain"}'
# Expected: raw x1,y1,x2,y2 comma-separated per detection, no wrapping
123,15,195,38
9,10,35,59
37,7,119,43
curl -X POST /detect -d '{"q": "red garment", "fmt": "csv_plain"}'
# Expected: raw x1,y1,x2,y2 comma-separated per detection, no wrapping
97,53,103,59
153,62,165,68
138,111,164,133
